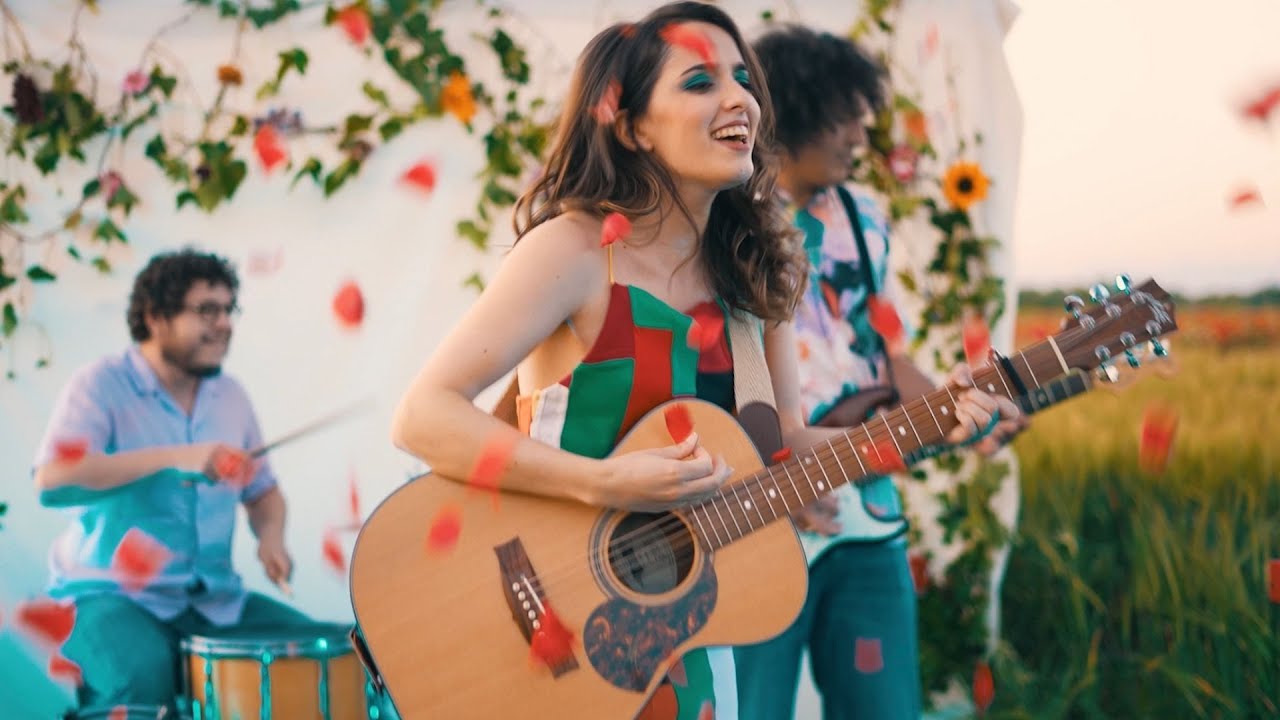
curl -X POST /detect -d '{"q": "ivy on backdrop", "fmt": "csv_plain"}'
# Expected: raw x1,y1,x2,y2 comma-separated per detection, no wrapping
0,0,549,373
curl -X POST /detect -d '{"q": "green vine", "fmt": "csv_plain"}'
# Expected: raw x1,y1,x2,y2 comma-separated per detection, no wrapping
0,0,548,375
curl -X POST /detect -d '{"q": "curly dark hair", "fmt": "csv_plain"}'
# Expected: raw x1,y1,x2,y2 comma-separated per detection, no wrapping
127,248,239,342
751,25,886,155
514,1,806,323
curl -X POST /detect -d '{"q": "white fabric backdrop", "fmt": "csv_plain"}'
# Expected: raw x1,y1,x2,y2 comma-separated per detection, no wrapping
0,2,1019,716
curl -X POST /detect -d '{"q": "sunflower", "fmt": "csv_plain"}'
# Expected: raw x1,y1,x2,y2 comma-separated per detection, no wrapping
942,161,990,211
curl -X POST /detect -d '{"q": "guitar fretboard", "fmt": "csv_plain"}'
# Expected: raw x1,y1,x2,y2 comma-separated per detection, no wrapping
684,343,1087,551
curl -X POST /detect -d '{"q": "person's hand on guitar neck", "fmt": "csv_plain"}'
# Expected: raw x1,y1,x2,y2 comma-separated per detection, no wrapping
792,494,842,536
942,364,1024,448
596,433,734,512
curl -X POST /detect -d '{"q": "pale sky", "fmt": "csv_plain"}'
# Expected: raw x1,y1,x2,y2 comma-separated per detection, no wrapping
1004,0,1280,294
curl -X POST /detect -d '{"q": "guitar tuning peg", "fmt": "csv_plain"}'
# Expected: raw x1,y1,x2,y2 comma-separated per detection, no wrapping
1116,274,1133,295
1089,283,1111,304
1120,331,1141,367
1150,338,1168,357
1096,362,1120,384
1064,294,1085,319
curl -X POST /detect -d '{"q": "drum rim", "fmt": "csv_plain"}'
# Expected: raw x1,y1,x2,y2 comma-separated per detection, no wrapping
180,630,354,658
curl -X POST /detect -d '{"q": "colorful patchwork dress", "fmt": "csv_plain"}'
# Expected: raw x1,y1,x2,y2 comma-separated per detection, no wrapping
516,281,739,720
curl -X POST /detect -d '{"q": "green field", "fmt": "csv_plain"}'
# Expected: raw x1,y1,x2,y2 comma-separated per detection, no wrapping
990,310,1280,718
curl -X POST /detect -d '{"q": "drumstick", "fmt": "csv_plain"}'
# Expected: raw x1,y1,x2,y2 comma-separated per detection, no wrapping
249,397,374,459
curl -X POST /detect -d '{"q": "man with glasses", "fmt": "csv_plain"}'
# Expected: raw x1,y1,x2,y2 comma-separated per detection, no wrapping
32,248,311,714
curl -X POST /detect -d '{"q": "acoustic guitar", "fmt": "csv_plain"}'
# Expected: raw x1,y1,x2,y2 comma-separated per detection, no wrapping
349,277,1177,719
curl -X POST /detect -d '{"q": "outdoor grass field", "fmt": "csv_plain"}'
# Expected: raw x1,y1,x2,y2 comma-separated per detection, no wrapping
989,305,1279,718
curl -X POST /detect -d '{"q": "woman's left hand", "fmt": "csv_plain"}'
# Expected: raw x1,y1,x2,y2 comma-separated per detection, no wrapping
943,363,1023,447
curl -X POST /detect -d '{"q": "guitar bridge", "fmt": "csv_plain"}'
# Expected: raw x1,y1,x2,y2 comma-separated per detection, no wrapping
495,538,579,678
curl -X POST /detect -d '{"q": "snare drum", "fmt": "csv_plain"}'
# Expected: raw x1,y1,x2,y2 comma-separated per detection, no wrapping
180,623,376,720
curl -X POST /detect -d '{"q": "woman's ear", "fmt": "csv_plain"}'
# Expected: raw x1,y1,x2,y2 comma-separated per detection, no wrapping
614,110,653,152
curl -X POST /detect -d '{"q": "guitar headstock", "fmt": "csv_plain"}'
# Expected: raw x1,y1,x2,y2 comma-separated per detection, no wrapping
1049,275,1179,385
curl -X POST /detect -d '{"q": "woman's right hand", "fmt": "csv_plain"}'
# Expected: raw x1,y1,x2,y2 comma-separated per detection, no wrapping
595,433,733,511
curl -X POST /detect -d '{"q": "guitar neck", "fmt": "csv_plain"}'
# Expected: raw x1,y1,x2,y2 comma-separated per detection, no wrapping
685,341,1090,552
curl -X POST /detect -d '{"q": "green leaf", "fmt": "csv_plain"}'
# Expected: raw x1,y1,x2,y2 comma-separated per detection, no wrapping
897,270,917,293
278,47,309,79
482,180,517,206
489,30,529,85
175,190,198,209
144,135,167,162
229,115,250,137
26,265,56,282
93,219,127,243
463,272,485,292
148,65,177,98
456,219,488,250
2,302,17,337
0,274,15,292
323,158,361,197
82,178,101,199
291,157,323,188
343,114,374,136
91,256,111,274
378,118,403,142
362,82,391,108
1,187,29,223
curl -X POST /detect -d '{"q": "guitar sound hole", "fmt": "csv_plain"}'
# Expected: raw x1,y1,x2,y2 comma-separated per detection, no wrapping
606,512,695,595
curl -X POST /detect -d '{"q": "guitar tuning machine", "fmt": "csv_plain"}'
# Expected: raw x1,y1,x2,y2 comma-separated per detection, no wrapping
1120,332,1141,368
1145,320,1171,358
1064,294,1095,329
1094,346,1120,383
1116,273,1133,296
1090,283,1121,318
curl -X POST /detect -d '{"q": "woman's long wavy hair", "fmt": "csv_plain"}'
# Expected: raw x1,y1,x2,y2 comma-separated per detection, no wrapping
513,1,805,322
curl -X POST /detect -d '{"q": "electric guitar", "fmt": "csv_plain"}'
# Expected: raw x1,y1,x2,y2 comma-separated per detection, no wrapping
349,277,1177,719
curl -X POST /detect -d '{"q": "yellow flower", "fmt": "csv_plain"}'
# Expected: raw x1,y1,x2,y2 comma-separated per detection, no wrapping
441,71,476,125
942,161,990,211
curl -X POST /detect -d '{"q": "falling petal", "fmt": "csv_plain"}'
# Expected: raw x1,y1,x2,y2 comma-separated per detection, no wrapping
211,447,253,488
108,707,127,720
686,314,723,353
111,528,174,593
663,404,694,444
253,124,288,174
771,447,792,463
1268,559,1279,604
1240,85,1280,123
335,5,371,45
697,700,715,720
866,294,905,355
528,603,576,670
468,434,516,510
347,470,361,525
246,248,284,276
1138,402,1178,475
973,660,995,714
866,438,905,475
600,212,632,247
53,437,89,464
333,280,365,329
426,504,464,554
962,314,992,368
592,79,621,126
908,552,929,594
15,599,76,647
853,637,883,674
1228,186,1264,211
401,160,437,195
659,23,717,67
322,529,347,575
48,653,83,686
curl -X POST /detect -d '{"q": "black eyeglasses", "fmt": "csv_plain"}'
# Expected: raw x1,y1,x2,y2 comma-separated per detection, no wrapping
184,302,241,322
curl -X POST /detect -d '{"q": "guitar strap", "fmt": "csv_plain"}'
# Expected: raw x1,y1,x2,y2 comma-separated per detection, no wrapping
834,184,900,404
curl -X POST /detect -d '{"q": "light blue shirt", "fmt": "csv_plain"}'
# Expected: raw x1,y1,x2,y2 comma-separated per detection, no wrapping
33,346,277,625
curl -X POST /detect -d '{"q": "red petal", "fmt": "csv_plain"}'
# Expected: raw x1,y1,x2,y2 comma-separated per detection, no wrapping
591,79,621,125
866,438,906,475
973,660,995,713
468,435,516,509
1228,187,1264,210
253,125,287,173
659,23,717,67
53,436,89,464
528,603,576,669
108,707,127,720
401,161,437,194
15,599,76,647
211,447,253,488
600,212,632,247
332,280,365,329
685,313,724,354
866,294,905,355
110,528,173,593
336,5,371,45
853,637,883,674
48,653,83,686
908,552,929,594
771,447,792,463
347,469,361,525
663,404,694,444
1269,559,1280,604
962,314,992,368
322,529,346,574
697,700,715,720
426,504,464,554
666,656,688,687
1138,403,1179,475
1241,85,1280,122
246,248,284,276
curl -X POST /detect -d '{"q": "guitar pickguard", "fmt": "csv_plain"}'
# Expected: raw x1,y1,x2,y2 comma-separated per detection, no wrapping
582,562,718,692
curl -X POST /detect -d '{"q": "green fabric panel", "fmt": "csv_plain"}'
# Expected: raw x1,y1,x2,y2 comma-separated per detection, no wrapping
559,357,634,459
627,286,698,397
673,648,717,720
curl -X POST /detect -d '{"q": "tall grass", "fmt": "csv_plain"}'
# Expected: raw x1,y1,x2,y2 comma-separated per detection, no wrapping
991,326,1280,717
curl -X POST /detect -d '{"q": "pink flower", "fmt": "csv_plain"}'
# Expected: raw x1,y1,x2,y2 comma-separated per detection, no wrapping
99,171,123,200
888,145,918,183
122,70,148,96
